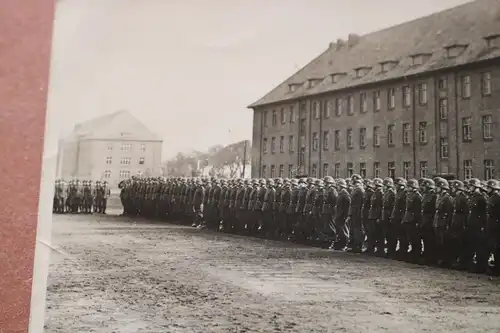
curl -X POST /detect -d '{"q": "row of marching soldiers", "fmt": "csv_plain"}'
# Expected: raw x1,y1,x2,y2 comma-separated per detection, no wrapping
119,175,500,275
53,179,111,214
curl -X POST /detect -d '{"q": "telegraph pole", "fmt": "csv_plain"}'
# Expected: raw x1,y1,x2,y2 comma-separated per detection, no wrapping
241,140,247,178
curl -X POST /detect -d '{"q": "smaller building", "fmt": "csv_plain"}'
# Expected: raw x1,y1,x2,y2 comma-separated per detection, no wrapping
56,110,163,188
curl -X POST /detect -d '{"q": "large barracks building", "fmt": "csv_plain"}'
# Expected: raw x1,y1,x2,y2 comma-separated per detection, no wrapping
248,0,500,181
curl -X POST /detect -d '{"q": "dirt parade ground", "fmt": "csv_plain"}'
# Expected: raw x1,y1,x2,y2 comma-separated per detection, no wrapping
44,213,500,333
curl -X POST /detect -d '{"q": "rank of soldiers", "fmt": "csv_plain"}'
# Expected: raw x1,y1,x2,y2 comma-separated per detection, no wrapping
53,179,111,214
117,175,500,275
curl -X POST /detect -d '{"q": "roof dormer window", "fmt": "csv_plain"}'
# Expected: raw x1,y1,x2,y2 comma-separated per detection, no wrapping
288,83,301,93
354,67,371,78
380,61,398,73
444,44,468,58
330,72,347,83
410,53,432,66
484,34,500,49
307,78,322,89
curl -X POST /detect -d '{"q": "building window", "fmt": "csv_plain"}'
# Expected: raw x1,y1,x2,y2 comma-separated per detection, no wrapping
373,126,380,147
324,100,333,118
140,144,146,152
278,164,284,178
289,106,295,123
119,170,131,179
279,136,285,153
360,92,367,113
418,83,427,105
271,137,277,154
482,115,493,140
388,162,396,179
403,161,411,179
359,127,367,148
312,132,319,151
334,163,341,178
419,161,428,178
322,163,329,176
334,130,340,150
346,128,353,149
484,159,495,179
262,165,267,178
288,135,295,153
288,164,294,178
263,111,269,127
461,75,471,98
107,143,113,151
120,157,131,165
373,91,381,112
387,124,395,146
373,162,381,178
347,96,354,115
311,164,318,177
104,170,111,179
335,98,343,116
106,156,112,164
300,103,307,118
440,138,449,159
388,88,395,109
439,98,448,120
139,157,145,165
403,123,412,145
418,122,427,144
299,119,306,135
359,162,367,179
262,138,268,154
481,72,491,96
278,108,284,124
463,160,473,179
462,117,472,142
270,165,276,178
346,162,354,178
438,77,447,90
403,85,411,107
323,131,329,150
313,101,320,119
299,147,305,165
121,143,132,151
440,122,448,137
272,110,277,126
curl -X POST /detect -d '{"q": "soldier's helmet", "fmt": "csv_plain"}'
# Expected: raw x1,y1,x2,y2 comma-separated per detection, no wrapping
486,179,500,191
298,177,307,184
468,178,482,189
406,179,419,189
336,179,348,188
373,178,384,187
316,179,325,188
453,180,466,191
421,178,435,188
364,179,374,188
290,179,299,186
394,177,407,187
383,177,394,187
435,178,450,190
323,176,335,184
351,174,362,182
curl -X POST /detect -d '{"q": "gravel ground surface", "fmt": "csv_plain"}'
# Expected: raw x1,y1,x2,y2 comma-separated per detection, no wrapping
44,213,500,333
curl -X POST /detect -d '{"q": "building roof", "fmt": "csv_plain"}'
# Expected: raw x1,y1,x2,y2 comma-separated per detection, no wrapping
68,110,162,141
249,0,500,108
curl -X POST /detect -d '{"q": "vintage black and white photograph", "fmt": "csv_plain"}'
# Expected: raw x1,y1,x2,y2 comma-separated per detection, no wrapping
43,0,500,332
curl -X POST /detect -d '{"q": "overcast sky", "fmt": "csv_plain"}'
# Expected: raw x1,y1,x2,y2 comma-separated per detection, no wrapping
43,0,471,160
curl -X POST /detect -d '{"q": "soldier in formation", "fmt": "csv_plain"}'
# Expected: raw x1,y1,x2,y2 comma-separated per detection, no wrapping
53,179,110,214
115,175,500,275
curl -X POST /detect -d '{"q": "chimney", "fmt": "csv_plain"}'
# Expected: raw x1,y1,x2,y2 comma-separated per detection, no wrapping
336,38,345,50
347,33,361,48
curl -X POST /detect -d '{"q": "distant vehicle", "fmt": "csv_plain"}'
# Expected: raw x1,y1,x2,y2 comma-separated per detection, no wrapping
431,173,457,181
